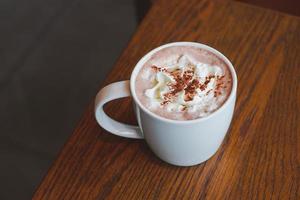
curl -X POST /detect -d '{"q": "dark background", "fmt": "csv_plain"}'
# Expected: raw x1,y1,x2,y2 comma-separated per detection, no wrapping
0,0,298,199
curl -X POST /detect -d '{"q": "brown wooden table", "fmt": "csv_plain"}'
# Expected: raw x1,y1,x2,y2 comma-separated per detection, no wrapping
33,0,300,199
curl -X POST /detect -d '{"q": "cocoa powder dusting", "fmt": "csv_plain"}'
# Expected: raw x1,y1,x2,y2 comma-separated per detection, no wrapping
151,65,226,105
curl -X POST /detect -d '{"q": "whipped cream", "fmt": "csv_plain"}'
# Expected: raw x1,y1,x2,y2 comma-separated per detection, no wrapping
143,55,226,116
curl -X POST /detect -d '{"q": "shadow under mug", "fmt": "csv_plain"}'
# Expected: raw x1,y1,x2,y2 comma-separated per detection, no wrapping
95,42,237,166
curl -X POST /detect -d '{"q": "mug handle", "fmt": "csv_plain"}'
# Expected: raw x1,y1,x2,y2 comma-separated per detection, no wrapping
94,80,143,139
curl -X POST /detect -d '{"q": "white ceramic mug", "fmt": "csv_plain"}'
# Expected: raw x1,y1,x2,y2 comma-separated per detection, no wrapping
95,42,237,166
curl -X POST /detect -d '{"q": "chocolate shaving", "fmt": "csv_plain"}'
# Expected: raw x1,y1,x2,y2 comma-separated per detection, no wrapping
151,65,167,72
153,64,228,105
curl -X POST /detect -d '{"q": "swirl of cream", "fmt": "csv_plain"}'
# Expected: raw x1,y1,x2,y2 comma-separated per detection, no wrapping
145,55,224,113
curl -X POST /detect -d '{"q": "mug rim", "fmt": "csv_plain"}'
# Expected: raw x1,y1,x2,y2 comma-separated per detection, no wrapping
130,42,237,124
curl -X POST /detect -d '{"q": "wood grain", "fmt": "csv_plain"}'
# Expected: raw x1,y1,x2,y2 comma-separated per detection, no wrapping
238,0,300,17
33,0,300,199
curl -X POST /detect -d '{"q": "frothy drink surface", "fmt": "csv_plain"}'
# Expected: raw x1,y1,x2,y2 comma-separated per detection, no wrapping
135,46,232,120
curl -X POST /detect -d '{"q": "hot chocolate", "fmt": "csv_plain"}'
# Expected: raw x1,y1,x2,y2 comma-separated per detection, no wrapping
135,46,232,120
